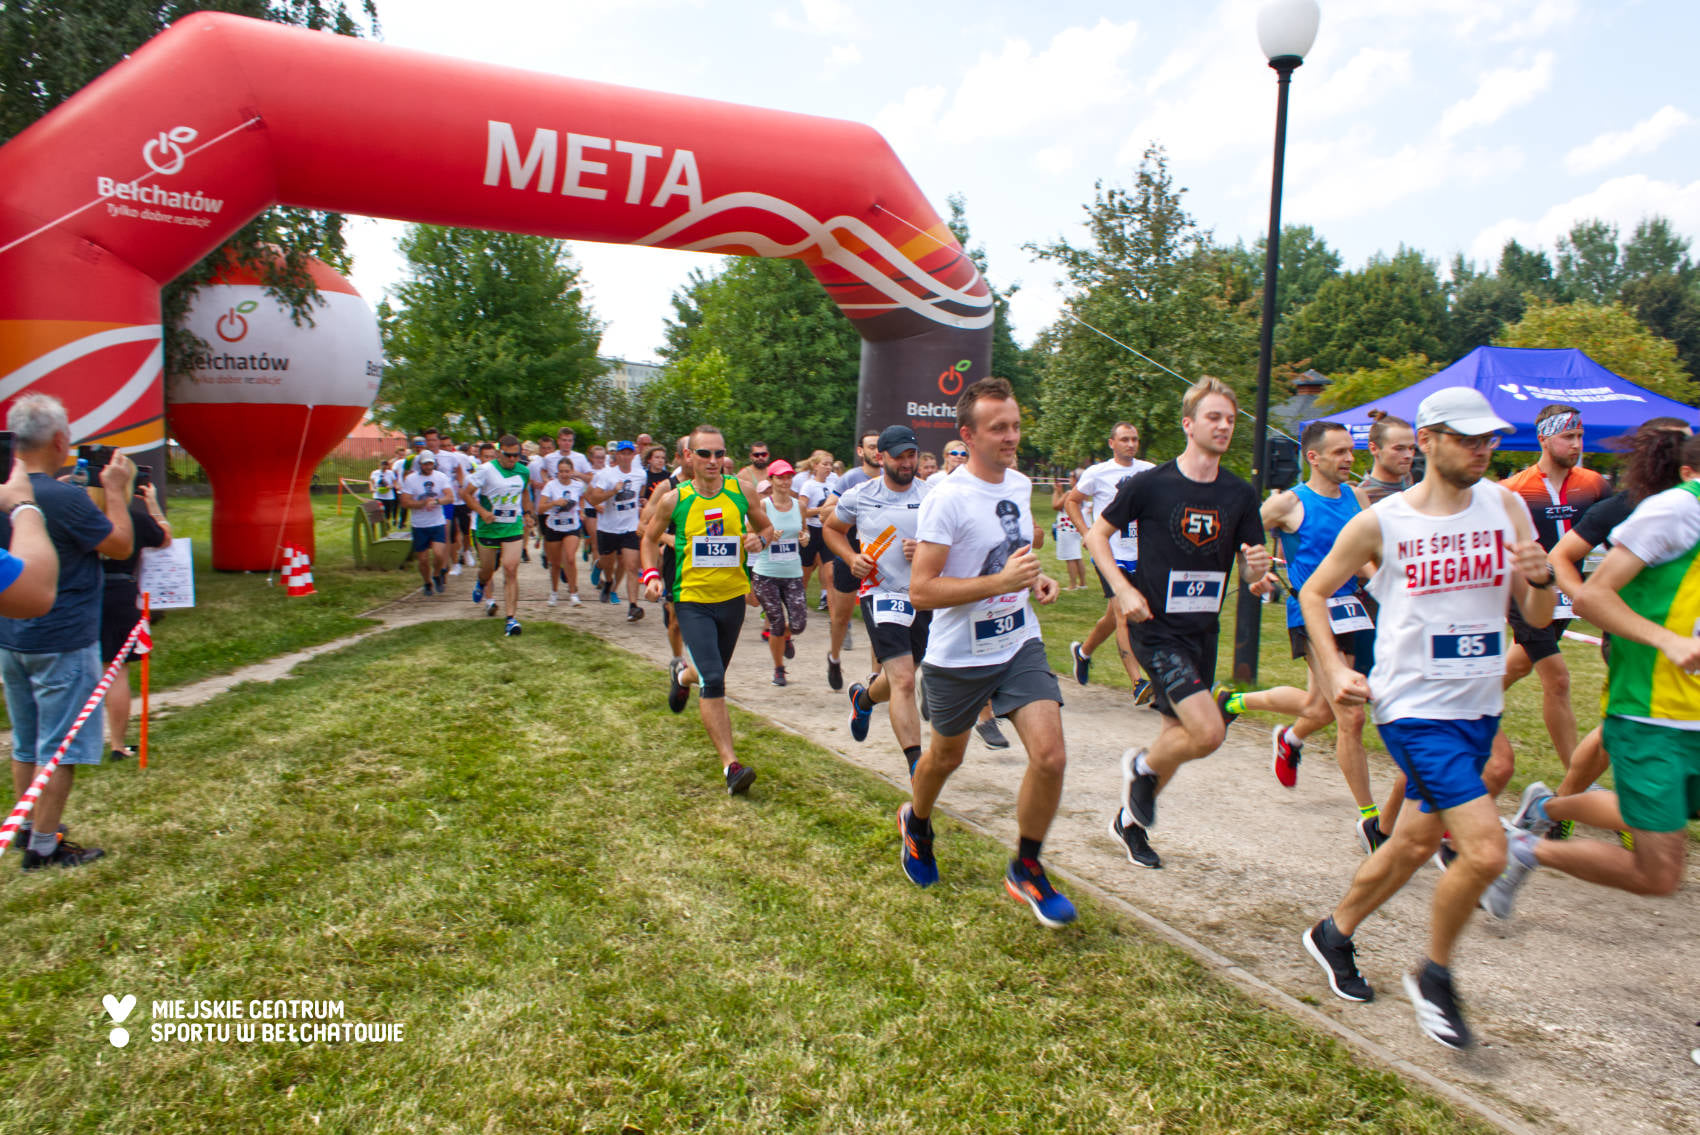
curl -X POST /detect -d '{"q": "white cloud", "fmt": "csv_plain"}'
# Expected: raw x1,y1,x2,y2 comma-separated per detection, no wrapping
1280,130,1523,226
1035,143,1075,176
1565,106,1692,175
772,0,859,38
873,19,1140,150
1304,48,1413,118
871,84,947,157
1143,46,1201,96
821,42,861,78
1437,52,1554,138
1469,174,1700,265
1486,0,1578,42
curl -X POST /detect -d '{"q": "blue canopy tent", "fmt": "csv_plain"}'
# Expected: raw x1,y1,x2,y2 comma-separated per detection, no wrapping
1302,346,1698,452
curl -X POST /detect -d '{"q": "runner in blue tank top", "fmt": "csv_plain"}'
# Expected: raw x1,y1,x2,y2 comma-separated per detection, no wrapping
1218,422,1404,852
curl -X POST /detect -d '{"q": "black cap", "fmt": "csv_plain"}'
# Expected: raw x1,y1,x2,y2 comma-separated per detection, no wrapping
877,425,919,456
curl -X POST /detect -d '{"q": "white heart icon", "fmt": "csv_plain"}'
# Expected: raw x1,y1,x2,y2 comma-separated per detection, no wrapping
102,994,136,1023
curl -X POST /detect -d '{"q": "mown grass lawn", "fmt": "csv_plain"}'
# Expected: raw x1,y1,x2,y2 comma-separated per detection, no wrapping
0,621,1488,1134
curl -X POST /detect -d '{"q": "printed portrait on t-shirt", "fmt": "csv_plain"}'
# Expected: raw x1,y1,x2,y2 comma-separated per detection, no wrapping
978,498,1031,576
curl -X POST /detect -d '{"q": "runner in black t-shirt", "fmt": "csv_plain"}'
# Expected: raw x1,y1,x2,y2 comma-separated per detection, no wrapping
1086,378,1276,869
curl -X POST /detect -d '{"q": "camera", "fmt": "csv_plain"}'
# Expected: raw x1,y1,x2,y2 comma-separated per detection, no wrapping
78,444,114,470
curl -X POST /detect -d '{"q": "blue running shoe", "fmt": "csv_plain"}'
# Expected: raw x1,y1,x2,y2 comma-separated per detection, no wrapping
471,581,485,604
847,682,873,742
898,804,938,887
1005,857,1076,928
591,563,602,588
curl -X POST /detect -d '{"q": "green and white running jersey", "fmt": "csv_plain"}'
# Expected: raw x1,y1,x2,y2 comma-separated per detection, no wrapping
468,459,529,539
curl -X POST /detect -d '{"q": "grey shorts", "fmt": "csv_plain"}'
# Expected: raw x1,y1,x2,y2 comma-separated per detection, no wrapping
921,638,1062,739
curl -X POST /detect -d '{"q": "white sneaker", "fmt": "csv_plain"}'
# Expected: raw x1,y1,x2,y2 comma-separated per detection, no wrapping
463,550,476,566
449,563,463,577
568,594,581,607
547,592,558,607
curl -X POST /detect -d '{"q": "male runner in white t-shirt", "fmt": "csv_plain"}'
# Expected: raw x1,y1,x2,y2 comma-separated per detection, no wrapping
905,378,1074,929
1064,421,1154,700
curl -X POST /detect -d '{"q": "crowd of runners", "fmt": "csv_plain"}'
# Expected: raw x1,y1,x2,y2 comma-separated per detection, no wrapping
379,376,1697,1055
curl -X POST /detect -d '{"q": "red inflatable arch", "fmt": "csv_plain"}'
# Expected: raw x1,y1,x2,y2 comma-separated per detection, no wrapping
0,11,992,474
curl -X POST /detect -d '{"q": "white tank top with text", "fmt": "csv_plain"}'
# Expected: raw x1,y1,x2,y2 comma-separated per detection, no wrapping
1366,481,1520,725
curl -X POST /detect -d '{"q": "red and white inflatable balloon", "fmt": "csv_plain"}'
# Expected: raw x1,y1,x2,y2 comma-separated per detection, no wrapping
171,256,380,570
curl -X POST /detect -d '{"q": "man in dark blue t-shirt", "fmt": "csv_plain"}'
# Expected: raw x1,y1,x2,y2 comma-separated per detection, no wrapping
0,394,134,871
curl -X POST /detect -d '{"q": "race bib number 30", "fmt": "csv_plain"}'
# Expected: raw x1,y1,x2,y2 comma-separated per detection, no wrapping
971,606,1026,656
1423,621,1504,679
1165,570,1226,614
692,538,740,569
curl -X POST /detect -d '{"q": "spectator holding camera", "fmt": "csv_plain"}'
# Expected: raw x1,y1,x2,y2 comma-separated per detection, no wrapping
0,393,133,870
103,474,171,761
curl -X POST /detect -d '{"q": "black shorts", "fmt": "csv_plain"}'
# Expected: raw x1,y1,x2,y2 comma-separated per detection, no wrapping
477,533,523,548
456,509,472,537
661,544,678,598
800,529,826,566
597,529,640,556
542,525,582,542
858,595,932,665
1508,598,1563,663
1129,627,1217,718
1094,559,1136,600
832,555,859,593
1288,624,1356,661
583,505,598,521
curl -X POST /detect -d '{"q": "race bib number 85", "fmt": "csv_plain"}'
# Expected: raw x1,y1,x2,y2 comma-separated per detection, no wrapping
1423,621,1504,679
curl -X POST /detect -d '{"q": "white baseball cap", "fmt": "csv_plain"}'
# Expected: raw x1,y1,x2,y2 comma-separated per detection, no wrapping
1415,387,1513,435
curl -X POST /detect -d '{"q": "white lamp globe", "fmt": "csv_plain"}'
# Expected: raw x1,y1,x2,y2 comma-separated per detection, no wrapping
1258,0,1321,65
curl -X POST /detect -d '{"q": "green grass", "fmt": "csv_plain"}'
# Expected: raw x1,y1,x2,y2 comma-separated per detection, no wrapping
139,495,421,694
1025,497,1609,801
0,621,1487,1134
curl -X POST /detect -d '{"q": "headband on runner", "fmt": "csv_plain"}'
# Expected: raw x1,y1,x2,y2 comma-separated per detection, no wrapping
1537,411,1581,438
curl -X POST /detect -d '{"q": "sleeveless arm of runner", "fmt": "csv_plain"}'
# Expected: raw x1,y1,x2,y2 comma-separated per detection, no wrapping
1500,486,1557,626
1298,508,1381,707
1259,489,1299,534
1576,546,1700,671
639,491,674,602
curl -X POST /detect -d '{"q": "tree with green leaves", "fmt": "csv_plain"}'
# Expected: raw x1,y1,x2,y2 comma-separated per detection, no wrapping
656,257,860,456
1026,146,1255,466
1279,246,1450,375
1494,300,1694,404
378,226,603,438
1226,224,1342,326
0,1,381,372
1496,239,1562,301
1315,353,1437,413
1620,273,1700,382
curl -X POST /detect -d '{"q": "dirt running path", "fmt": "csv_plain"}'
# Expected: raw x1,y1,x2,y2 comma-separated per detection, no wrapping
151,569,1700,1133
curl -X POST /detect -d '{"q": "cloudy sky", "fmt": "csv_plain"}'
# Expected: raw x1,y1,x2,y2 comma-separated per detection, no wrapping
344,0,1700,363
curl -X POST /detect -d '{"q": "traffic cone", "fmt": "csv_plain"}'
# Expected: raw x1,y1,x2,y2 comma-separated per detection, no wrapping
279,545,295,588
285,546,317,597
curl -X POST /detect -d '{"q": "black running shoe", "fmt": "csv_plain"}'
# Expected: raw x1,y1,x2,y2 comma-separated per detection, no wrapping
827,656,843,691
667,659,689,714
1212,683,1240,726
1121,748,1159,830
725,762,757,796
1070,640,1091,686
1355,815,1388,855
20,838,105,871
1404,964,1473,1050
976,718,1010,749
626,604,644,622
1304,920,1374,1002
1108,810,1162,869
1430,840,1458,873
8,823,66,855
784,637,795,660
772,666,787,687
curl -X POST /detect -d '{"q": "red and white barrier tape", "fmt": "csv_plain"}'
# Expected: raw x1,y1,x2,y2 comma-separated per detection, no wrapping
1562,628,1604,646
0,617,148,855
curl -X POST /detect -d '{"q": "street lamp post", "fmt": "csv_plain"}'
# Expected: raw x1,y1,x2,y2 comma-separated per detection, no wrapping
1232,0,1320,686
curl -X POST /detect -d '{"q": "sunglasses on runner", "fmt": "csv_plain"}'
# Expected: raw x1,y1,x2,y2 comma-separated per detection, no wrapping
1429,428,1500,451
946,449,967,457
696,447,726,459
500,449,522,459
